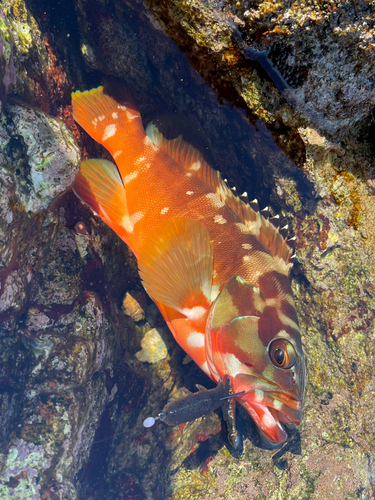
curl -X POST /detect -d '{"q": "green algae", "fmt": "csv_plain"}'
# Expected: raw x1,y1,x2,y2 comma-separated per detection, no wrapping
0,18,12,63
0,440,50,500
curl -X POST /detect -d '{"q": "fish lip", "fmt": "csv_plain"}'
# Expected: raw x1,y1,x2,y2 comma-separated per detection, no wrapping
266,390,302,415
237,390,302,425
233,374,302,415
234,376,302,444
238,396,288,445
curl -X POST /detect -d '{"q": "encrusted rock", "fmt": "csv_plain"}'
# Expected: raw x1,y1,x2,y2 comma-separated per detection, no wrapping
135,328,168,364
122,291,145,322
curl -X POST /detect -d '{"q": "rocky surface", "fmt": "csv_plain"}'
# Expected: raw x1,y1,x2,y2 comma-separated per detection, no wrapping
0,0,374,499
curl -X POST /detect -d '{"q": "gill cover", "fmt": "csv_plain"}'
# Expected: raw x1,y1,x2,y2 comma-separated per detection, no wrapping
205,276,304,445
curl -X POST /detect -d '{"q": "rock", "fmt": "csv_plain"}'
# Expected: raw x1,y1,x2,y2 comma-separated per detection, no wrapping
122,291,146,322
0,7,16,111
3,103,79,214
135,328,168,364
145,0,375,140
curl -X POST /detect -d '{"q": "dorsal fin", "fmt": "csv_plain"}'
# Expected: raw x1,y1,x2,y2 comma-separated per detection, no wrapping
146,124,294,273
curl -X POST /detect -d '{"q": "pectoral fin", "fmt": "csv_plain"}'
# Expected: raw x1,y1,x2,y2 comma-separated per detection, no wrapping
138,218,213,315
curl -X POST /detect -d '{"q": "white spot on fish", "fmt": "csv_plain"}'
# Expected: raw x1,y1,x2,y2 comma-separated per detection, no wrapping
222,353,242,378
235,222,250,234
249,218,262,237
113,150,123,159
273,255,292,276
98,115,105,121
273,399,284,411
277,311,299,332
214,215,227,224
146,123,161,146
121,215,133,233
126,110,138,120
205,192,225,208
242,243,252,250
130,211,144,227
262,414,274,428
201,361,210,375
112,112,118,119
181,306,206,320
187,331,205,349
146,163,151,169
160,207,169,215
121,211,144,233
118,104,127,110
135,156,146,165
265,298,278,308
243,255,251,262
102,124,117,141
186,191,194,195
91,118,98,128
186,172,192,177
123,171,138,185
254,389,264,402
200,282,212,302
190,161,201,171
143,136,159,151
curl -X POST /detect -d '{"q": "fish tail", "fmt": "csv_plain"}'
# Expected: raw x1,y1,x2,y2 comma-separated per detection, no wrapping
72,86,146,175
72,158,132,244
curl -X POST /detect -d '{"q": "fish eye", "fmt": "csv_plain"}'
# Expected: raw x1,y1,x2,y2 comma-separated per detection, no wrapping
268,339,296,369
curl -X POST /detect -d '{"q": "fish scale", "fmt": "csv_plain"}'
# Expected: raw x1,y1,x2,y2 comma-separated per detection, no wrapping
71,85,305,447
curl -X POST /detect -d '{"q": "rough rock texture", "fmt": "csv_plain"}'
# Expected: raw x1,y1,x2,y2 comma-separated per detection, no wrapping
0,0,375,499
0,6,16,111
147,0,375,140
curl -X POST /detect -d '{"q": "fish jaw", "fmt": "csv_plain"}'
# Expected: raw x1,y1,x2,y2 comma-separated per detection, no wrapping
233,373,302,445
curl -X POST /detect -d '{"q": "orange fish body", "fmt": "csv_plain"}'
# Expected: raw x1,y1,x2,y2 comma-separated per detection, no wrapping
72,86,304,446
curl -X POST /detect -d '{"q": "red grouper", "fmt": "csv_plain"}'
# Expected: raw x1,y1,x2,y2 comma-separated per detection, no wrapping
71,85,304,448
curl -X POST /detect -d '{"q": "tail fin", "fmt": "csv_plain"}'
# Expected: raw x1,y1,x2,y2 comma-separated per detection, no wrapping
73,158,131,244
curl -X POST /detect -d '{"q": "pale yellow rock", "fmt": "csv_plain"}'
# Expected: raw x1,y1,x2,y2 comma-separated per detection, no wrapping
122,292,145,322
135,328,168,363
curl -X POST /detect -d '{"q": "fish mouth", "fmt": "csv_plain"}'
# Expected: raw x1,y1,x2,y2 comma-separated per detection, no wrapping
238,392,301,446
233,376,302,446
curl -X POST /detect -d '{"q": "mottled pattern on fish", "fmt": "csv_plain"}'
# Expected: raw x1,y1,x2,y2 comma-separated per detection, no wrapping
71,86,304,445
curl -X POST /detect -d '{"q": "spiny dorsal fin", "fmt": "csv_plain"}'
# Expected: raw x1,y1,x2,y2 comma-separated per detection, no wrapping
146,124,294,273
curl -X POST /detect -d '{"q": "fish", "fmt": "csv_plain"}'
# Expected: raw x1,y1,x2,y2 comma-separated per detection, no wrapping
71,85,304,448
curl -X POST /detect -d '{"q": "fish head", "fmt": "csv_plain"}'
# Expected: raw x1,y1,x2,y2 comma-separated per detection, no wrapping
205,275,304,446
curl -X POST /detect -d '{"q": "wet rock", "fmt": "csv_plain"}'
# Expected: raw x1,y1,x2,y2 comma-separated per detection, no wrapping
0,439,51,499
1,0,72,115
144,0,375,141
6,104,80,213
135,327,168,364
0,4,122,497
122,291,146,322
0,7,16,111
